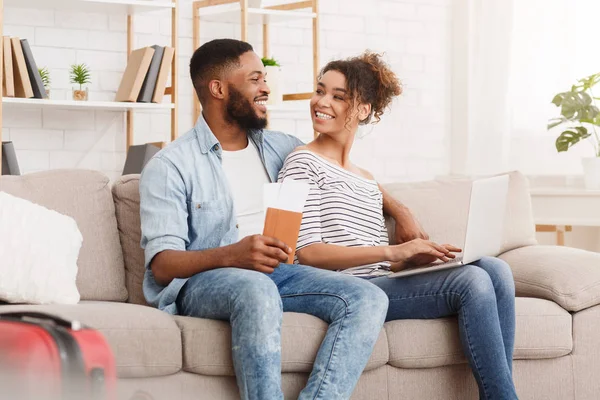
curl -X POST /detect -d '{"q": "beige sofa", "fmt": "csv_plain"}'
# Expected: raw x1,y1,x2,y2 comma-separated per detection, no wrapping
2,169,600,400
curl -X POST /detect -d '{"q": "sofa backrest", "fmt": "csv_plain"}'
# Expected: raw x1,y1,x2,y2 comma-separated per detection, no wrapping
0,169,128,301
111,174,147,306
112,171,537,305
382,171,537,254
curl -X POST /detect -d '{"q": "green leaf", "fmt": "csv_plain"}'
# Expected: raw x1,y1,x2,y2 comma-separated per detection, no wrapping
555,126,591,152
551,93,566,107
69,63,92,85
261,57,280,67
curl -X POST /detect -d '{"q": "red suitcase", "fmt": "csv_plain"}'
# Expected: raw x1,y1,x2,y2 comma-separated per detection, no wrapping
0,311,117,400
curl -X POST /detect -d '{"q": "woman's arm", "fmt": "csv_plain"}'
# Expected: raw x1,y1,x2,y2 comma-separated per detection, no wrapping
297,243,390,270
297,239,458,271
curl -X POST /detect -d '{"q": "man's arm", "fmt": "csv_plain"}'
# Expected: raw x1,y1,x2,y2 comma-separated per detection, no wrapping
379,184,429,244
140,157,290,287
150,236,291,286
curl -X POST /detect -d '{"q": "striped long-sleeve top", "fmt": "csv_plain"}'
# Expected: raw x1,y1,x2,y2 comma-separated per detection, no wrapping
277,150,391,277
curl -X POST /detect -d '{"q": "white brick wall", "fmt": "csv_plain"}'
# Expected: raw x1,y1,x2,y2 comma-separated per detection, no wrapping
4,0,452,183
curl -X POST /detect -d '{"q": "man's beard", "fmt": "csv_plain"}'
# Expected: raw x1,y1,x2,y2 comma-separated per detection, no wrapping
225,85,268,130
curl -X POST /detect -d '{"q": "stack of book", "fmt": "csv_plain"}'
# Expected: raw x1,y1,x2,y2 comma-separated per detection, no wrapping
2,36,47,99
115,45,175,103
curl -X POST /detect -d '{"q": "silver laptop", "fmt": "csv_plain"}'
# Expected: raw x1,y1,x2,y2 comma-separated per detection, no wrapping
387,174,510,279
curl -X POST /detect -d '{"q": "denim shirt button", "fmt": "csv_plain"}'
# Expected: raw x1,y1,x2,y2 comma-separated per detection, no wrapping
196,203,201,209
213,144,220,151
236,224,239,229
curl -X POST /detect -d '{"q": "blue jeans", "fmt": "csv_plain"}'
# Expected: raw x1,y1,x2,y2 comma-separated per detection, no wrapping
365,256,518,400
176,263,389,400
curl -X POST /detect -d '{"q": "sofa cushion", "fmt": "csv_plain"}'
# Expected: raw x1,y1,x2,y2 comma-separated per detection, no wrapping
500,245,600,312
174,312,389,376
112,174,147,306
0,302,181,378
0,170,127,301
385,297,572,369
382,171,537,253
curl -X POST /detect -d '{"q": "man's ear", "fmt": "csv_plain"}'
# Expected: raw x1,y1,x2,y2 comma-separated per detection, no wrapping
208,80,226,100
358,103,372,122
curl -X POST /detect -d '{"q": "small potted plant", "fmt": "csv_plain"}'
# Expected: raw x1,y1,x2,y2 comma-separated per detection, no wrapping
38,67,51,99
548,72,600,189
70,63,91,101
261,56,283,105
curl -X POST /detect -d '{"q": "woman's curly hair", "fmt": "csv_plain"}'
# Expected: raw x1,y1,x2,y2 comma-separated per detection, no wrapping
320,51,402,125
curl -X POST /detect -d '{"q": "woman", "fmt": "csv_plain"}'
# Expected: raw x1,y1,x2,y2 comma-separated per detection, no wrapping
278,51,518,400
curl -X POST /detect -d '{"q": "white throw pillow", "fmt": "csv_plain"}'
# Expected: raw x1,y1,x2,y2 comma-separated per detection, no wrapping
0,192,82,304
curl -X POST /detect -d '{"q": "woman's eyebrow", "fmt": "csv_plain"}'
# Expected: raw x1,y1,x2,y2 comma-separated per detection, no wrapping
317,82,347,93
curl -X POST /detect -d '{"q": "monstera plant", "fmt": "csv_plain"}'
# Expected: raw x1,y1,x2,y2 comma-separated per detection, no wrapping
548,72,600,156
548,72,600,188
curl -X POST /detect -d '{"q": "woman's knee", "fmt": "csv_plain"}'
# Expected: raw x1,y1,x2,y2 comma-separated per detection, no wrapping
459,265,496,303
345,279,389,322
477,256,516,296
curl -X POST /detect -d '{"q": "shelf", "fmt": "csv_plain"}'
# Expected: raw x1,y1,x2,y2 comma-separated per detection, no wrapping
199,5,316,24
4,0,176,14
3,97,175,111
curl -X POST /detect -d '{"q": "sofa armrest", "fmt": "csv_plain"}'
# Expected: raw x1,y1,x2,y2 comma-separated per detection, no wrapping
499,245,600,312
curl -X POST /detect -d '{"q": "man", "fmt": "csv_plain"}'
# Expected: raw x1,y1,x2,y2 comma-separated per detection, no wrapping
139,39,428,400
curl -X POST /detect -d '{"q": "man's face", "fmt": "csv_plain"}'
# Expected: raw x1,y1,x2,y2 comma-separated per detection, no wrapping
225,51,270,130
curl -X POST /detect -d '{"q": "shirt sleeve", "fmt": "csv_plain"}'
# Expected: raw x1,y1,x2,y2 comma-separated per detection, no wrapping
139,157,189,270
277,153,323,251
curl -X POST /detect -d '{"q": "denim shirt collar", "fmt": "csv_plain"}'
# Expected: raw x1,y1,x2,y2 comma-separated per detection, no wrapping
194,114,264,156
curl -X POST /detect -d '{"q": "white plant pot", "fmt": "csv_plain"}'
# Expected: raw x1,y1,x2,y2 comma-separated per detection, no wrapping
582,157,600,190
265,65,283,105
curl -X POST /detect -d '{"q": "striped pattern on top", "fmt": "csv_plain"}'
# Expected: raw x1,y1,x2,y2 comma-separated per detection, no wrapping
278,150,391,277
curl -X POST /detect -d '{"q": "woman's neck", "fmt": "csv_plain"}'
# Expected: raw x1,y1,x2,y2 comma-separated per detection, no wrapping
309,129,356,168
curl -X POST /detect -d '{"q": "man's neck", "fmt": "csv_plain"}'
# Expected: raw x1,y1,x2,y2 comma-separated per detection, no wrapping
202,108,249,151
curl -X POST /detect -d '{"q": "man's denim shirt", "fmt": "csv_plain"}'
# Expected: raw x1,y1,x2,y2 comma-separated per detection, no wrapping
139,115,303,314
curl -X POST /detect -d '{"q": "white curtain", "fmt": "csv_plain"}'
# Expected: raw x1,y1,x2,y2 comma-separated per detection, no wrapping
454,0,600,176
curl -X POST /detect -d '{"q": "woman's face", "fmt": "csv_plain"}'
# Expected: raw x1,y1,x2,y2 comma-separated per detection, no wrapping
310,70,358,137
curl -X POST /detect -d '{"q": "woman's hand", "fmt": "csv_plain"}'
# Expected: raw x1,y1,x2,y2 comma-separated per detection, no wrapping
386,239,462,272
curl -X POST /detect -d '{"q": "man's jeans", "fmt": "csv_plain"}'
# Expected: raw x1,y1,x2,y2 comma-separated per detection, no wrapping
366,256,518,400
176,263,389,400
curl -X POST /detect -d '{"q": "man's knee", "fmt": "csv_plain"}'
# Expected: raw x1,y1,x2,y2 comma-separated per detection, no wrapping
232,272,283,316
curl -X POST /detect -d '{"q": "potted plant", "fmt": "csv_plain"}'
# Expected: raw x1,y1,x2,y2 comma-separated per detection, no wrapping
38,67,51,99
70,63,91,101
548,72,600,189
261,56,283,105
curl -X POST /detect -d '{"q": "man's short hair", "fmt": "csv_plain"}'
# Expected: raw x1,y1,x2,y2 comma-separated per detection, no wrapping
190,39,254,103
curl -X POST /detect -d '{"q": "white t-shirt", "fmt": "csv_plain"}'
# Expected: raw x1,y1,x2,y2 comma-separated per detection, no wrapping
221,142,271,241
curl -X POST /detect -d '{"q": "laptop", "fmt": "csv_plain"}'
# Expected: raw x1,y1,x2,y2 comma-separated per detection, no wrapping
387,174,510,279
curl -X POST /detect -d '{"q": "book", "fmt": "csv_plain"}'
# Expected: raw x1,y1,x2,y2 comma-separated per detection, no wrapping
152,46,175,103
262,207,303,264
20,39,47,99
115,47,155,102
2,36,14,97
10,37,33,98
137,45,164,103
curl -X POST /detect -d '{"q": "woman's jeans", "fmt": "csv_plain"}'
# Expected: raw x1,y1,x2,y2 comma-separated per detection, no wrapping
365,256,518,400
176,263,389,400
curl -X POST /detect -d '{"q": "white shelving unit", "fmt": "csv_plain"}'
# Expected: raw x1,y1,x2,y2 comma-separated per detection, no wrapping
0,0,180,172
3,97,176,111
197,3,315,24
4,0,175,14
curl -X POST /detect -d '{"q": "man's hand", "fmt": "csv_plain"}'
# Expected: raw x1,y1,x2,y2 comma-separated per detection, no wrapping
229,235,292,274
394,207,429,244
